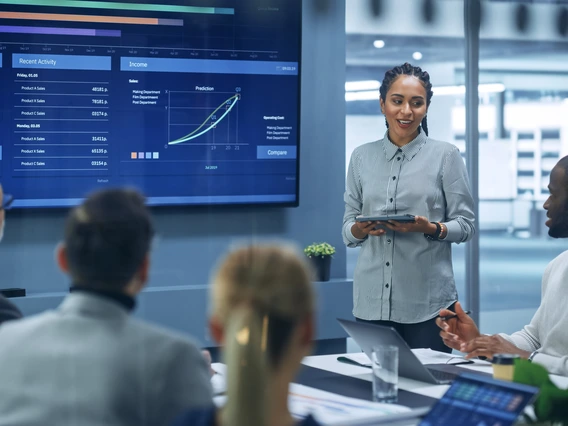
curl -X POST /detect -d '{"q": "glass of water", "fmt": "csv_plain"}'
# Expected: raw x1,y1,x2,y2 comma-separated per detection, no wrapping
372,345,398,403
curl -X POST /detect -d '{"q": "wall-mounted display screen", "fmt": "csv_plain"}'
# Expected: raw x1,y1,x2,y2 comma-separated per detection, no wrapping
0,0,301,207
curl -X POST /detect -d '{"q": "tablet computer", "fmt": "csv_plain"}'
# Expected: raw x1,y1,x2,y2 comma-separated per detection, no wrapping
355,214,416,223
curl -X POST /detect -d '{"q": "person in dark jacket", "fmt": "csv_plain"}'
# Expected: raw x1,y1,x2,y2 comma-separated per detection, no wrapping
0,185,22,324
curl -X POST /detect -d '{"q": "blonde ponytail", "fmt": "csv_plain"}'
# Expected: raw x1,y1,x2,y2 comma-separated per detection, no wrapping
212,244,314,426
222,306,268,426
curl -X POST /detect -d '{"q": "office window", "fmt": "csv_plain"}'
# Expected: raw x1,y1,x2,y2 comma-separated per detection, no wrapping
474,1,568,334
346,0,568,338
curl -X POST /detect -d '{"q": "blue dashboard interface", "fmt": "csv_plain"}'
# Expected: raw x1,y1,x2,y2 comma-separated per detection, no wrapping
419,373,539,426
0,0,301,207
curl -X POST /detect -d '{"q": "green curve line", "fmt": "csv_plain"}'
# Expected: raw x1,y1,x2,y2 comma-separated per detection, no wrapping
168,94,239,145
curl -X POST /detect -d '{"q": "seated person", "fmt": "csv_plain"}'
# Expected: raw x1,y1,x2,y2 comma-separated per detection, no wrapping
0,188,212,426
0,295,22,324
173,244,321,426
437,156,568,376
0,184,23,324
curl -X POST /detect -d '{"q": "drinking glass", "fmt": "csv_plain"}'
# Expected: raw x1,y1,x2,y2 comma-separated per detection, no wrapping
372,345,399,403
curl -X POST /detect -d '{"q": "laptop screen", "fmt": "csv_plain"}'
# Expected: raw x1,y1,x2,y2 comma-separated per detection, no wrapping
419,372,538,426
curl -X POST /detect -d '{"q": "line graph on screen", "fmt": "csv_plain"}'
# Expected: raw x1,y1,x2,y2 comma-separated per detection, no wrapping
167,89,243,146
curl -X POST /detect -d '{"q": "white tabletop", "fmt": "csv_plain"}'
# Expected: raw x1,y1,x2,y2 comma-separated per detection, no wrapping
211,351,568,426
302,353,449,400
302,350,568,400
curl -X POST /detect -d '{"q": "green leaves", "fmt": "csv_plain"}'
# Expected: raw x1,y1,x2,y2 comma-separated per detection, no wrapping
304,242,335,258
514,359,568,424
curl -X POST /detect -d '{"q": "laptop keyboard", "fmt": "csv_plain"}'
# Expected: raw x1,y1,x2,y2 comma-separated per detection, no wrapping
427,368,459,382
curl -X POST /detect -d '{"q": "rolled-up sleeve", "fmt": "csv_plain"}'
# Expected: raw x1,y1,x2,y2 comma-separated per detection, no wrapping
499,258,568,376
342,151,367,247
441,148,476,243
529,353,568,376
501,329,568,376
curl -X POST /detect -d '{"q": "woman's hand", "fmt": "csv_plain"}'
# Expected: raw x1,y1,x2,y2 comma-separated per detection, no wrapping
381,215,436,234
351,221,386,238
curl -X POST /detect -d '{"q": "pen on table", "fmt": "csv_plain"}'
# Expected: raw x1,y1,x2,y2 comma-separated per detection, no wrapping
439,310,471,321
336,356,372,368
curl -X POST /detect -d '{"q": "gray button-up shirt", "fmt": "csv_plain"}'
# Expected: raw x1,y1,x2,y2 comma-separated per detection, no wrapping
342,130,475,323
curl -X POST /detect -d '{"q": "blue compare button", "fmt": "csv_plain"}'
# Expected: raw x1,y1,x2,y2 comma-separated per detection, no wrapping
257,146,297,160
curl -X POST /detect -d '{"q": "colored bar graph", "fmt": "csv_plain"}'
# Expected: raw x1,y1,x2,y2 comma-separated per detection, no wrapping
0,0,234,15
0,11,183,26
0,24,120,36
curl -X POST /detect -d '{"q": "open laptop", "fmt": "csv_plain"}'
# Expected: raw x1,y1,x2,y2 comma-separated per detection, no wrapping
338,318,481,384
418,372,539,426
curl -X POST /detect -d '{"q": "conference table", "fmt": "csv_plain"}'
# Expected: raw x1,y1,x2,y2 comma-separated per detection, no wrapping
212,350,568,424
293,350,568,425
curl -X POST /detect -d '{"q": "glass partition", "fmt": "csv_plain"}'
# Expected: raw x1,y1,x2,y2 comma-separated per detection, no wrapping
475,1,568,334
346,0,568,338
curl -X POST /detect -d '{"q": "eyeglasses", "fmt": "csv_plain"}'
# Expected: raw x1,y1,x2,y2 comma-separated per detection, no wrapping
1,193,14,211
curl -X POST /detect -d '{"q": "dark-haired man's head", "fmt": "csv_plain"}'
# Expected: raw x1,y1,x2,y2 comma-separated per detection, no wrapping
544,156,568,238
57,188,154,295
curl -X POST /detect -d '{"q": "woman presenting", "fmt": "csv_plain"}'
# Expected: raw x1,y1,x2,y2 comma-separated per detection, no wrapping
342,63,475,352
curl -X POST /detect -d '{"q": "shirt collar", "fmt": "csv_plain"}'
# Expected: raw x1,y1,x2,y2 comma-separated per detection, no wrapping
382,128,428,162
70,285,136,312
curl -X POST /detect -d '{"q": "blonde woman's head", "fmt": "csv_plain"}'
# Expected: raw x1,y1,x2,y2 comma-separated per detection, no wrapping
209,243,315,426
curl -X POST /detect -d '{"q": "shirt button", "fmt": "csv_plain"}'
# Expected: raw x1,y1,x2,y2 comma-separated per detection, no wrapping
390,198,393,202
387,239,391,243
386,262,390,266
392,176,396,180
397,157,401,161
385,283,389,288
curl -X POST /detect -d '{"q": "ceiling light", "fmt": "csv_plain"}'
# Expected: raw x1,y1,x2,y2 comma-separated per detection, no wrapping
345,80,380,92
433,83,506,96
412,51,423,61
373,40,385,48
479,83,506,93
345,90,381,102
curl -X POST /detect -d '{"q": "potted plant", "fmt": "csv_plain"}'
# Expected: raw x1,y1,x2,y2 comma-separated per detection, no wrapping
513,359,568,425
304,242,335,282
